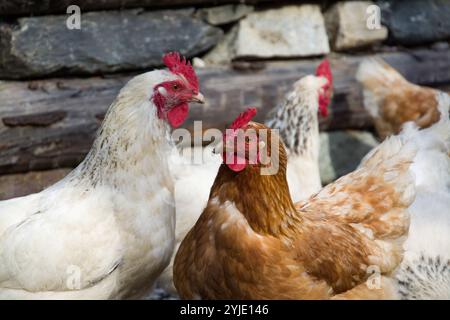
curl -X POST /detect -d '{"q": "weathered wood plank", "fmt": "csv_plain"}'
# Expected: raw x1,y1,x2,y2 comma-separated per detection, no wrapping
0,168,71,200
0,48,449,174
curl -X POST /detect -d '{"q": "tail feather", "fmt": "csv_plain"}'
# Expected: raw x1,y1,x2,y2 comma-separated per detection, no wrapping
358,133,417,175
310,133,417,273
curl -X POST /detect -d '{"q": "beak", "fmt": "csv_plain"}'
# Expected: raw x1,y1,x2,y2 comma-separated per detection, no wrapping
190,92,205,104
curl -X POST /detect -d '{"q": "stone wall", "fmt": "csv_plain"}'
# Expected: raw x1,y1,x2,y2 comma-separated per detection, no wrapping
1,0,450,199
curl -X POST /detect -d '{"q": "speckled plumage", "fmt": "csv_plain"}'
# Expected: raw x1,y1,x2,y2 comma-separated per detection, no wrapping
266,75,328,202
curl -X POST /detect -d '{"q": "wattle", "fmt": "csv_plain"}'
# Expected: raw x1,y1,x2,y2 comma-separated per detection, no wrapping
167,103,189,128
224,152,247,172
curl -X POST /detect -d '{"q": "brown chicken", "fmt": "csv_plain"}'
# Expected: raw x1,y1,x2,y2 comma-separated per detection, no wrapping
356,57,449,139
174,108,417,300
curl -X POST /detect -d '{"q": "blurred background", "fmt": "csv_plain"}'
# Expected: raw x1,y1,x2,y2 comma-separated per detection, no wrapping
0,0,449,200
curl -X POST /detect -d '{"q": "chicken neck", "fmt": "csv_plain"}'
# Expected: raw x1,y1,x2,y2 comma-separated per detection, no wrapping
210,160,301,237
266,83,321,167
69,100,174,189
265,88,321,201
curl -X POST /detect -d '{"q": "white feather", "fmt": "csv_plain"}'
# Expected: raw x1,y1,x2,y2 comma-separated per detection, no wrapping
394,96,450,299
0,70,181,299
155,144,221,295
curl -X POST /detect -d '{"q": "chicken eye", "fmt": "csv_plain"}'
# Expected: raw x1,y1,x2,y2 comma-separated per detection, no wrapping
172,84,180,90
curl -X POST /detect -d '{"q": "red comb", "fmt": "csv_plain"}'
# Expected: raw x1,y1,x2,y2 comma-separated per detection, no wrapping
163,52,199,92
229,108,257,130
315,59,332,84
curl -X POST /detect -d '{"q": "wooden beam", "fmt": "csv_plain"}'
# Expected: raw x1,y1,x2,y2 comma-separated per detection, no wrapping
0,48,449,174
0,168,71,200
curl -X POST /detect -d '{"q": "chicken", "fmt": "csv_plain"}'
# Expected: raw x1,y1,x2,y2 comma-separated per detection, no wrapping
357,58,450,298
154,144,222,296
356,57,449,139
266,59,333,202
389,94,450,299
156,60,333,295
174,108,417,300
0,52,205,299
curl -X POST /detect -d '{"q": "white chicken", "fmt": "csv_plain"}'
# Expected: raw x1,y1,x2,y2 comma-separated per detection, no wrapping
392,93,450,299
156,60,333,295
0,52,205,299
266,59,333,202
356,57,450,299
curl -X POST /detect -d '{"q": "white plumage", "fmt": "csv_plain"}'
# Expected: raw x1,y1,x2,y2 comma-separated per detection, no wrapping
154,145,221,295
394,95,450,299
0,70,184,299
358,92,450,299
267,75,327,202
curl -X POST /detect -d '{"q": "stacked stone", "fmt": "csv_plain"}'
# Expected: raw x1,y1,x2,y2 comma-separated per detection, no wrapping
1,1,450,77
0,0,449,200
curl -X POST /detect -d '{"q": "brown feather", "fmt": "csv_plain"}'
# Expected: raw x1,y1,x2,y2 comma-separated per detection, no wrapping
357,57,442,139
174,122,415,299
